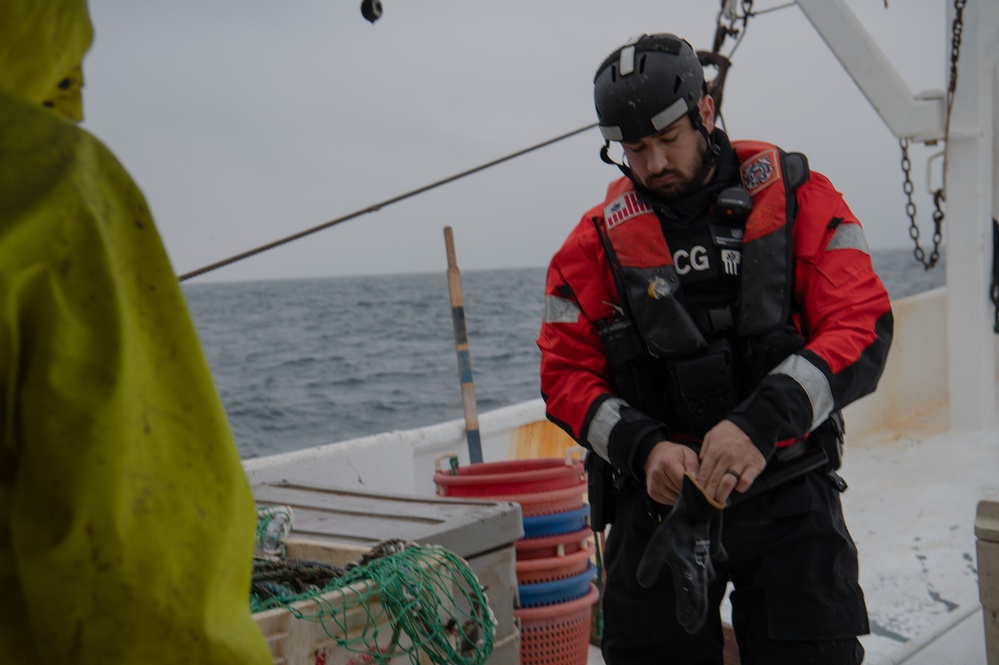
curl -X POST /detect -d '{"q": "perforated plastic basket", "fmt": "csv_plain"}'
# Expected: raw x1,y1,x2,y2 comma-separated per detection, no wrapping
516,527,592,561
514,583,600,665
517,562,597,608
515,543,595,584
512,481,586,517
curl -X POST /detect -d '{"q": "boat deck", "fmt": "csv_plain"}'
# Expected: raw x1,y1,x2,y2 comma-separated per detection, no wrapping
844,396,995,664
586,394,998,664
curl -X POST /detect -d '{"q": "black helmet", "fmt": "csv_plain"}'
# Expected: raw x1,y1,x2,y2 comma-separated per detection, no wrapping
594,34,705,143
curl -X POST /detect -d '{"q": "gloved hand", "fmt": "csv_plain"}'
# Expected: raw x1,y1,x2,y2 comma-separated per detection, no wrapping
636,471,726,634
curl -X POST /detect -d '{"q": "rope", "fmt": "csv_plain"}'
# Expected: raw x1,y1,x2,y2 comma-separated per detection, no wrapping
178,123,597,282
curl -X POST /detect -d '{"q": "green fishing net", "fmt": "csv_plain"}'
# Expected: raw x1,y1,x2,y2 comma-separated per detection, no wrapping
251,507,495,665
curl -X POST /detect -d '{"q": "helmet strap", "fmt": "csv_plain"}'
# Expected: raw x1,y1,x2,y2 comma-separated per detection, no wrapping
599,140,615,165
600,140,636,181
690,111,720,168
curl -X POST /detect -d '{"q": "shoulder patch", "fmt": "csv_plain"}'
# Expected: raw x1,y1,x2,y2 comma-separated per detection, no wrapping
604,191,652,230
740,147,782,194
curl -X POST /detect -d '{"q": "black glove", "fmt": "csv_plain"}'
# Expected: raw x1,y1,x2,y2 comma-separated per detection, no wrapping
636,471,726,634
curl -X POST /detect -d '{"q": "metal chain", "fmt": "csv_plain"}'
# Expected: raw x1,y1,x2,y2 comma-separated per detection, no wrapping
945,0,966,143
898,0,964,270
899,139,943,269
992,218,999,333
702,0,755,125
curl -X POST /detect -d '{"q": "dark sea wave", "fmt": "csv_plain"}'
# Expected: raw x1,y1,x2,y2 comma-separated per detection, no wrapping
183,248,944,459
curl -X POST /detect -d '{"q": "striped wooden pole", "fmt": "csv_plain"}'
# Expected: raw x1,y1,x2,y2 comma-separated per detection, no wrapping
443,226,483,464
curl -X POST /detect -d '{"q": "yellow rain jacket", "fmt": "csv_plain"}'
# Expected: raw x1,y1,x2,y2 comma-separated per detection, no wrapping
0,2,272,663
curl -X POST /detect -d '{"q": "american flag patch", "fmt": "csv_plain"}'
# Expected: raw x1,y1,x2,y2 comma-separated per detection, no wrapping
604,191,652,230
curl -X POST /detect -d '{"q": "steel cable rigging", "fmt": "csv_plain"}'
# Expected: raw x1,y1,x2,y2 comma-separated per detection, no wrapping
177,123,597,282
179,2,785,282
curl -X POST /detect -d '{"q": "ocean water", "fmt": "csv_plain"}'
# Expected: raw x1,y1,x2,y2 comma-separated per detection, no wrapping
183,248,945,460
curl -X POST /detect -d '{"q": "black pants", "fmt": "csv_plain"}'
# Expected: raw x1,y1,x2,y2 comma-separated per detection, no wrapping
601,470,868,665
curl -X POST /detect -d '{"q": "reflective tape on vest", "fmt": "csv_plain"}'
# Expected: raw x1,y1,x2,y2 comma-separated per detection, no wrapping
826,223,870,254
587,397,627,462
544,295,582,324
769,354,834,432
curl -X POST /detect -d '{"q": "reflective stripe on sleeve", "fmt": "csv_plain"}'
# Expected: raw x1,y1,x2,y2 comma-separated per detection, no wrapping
826,223,870,254
769,355,834,432
587,397,627,462
544,295,582,324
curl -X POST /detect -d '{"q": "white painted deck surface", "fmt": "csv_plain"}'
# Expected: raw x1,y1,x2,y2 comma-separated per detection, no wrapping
845,396,996,664
585,394,998,664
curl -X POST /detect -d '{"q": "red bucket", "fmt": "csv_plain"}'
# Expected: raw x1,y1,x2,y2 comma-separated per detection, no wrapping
433,452,584,498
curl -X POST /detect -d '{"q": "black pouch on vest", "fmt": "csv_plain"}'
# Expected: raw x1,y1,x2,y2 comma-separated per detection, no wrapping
586,451,619,531
597,317,645,369
810,410,846,471
596,317,650,410
665,339,738,438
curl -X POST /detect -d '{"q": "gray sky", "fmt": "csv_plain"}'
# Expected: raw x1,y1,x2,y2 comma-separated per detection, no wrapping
81,0,946,283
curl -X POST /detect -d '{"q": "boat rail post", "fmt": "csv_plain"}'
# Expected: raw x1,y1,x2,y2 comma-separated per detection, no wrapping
977,498,999,664
443,226,483,464
941,0,996,432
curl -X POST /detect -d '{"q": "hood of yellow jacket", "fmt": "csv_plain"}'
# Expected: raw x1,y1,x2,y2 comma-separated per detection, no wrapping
0,0,93,122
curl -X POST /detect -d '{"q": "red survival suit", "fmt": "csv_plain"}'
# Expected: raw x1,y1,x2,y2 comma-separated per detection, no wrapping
537,140,893,477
